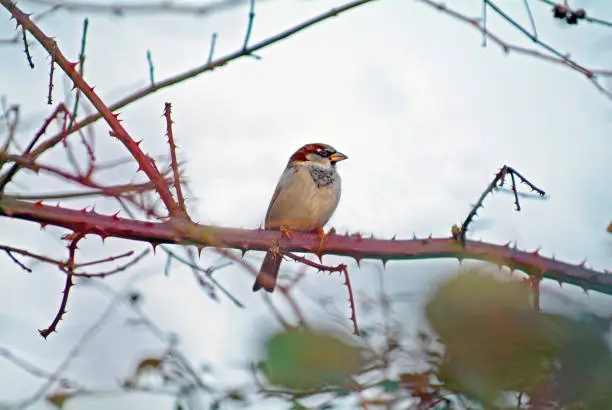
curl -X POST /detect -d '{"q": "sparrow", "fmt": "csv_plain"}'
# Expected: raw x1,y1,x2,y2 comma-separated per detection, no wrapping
252,143,348,292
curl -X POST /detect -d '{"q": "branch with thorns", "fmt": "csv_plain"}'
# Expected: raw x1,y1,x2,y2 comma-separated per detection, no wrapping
453,165,547,242
284,252,360,336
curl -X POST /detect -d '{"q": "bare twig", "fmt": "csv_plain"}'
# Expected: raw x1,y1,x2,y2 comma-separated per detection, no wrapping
455,165,546,242
146,49,154,85
67,18,88,130
242,0,255,51
419,0,612,98
21,25,34,68
21,0,249,16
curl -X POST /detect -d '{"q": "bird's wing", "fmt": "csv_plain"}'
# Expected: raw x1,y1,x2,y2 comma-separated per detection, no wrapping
264,165,298,228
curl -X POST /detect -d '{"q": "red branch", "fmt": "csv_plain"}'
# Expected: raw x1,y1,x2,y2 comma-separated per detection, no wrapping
1,0,183,217
1,197,610,295
285,252,360,336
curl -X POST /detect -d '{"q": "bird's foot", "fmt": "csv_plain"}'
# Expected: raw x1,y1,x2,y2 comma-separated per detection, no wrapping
311,227,334,262
280,225,292,240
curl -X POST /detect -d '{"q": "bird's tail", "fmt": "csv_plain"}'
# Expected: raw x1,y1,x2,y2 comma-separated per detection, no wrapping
253,251,282,292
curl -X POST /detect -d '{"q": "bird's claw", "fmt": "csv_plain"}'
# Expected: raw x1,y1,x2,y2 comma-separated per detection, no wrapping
280,226,292,240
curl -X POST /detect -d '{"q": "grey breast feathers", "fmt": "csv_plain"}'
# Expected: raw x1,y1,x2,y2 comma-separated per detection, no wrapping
265,164,341,231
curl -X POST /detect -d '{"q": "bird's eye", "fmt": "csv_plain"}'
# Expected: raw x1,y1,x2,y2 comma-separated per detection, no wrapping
317,149,332,157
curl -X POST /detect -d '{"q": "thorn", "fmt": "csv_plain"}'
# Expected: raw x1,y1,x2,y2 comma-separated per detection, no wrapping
89,86,95,92
196,246,203,257
150,242,158,253
369,233,375,239
391,234,397,241
579,258,587,268
111,211,120,220
412,233,417,240
317,253,325,264
80,207,88,213
354,257,361,268
34,200,44,207
66,61,77,70
381,258,388,268
240,244,249,258
39,222,48,230
531,247,541,256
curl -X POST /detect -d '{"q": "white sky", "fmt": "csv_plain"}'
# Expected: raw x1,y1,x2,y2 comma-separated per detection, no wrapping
1,0,612,409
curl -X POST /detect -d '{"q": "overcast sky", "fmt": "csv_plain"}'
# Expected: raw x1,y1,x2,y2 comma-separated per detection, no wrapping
1,0,612,409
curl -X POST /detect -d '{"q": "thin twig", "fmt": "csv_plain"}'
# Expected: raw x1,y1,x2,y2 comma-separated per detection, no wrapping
522,0,538,38
146,49,154,85
67,18,88,130
39,232,85,338
21,0,250,16
21,25,34,68
455,165,546,242
242,0,255,50
4,249,33,272
163,103,186,215
207,32,217,64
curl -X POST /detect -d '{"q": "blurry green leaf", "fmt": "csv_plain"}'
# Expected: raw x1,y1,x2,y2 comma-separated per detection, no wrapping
263,328,363,390
425,271,612,407
381,379,400,392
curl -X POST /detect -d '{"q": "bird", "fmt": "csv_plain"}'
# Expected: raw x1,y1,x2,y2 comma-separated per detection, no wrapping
252,143,348,292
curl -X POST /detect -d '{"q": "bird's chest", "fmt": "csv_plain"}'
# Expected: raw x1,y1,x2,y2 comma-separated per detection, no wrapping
266,165,341,230
308,167,338,188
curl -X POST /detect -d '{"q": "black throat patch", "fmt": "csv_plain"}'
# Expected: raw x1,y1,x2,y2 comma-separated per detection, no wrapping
308,166,338,188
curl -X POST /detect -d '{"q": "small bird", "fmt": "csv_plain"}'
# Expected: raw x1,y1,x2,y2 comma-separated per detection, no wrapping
252,143,348,292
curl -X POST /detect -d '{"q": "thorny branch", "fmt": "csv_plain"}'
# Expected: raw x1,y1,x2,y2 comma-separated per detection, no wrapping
454,165,546,242
285,252,360,336
4,0,380,166
1,197,610,294
0,0,610,340
163,103,186,214
2,0,184,218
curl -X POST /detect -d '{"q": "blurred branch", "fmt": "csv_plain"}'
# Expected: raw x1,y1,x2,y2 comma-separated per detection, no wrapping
419,0,612,98
21,0,250,16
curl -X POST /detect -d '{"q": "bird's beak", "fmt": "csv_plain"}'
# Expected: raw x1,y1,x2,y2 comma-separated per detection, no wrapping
329,152,348,163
